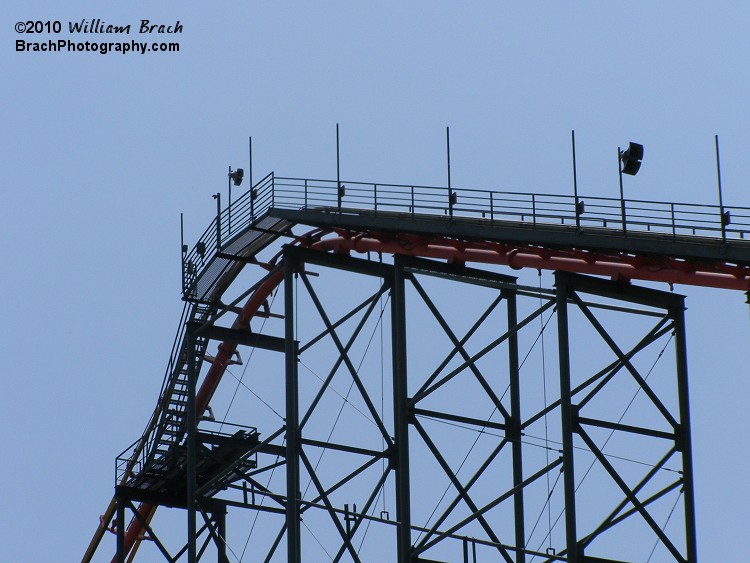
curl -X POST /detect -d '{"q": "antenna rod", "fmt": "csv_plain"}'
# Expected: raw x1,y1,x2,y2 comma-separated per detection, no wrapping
214,192,221,250
180,212,185,293
715,134,727,239
446,126,452,191
447,126,454,216
336,123,341,209
249,136,255,219
572,130,580,229
227,165,232,233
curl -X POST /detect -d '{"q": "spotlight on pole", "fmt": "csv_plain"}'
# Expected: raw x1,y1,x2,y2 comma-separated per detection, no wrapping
227,167,243,234
229,168,244,186
617,141,644,235
620,142,644,176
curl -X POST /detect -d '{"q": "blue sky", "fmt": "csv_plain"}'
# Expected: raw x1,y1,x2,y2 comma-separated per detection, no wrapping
2,2,749,561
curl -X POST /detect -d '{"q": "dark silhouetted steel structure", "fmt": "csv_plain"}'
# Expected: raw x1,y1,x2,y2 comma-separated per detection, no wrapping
84,172,750,562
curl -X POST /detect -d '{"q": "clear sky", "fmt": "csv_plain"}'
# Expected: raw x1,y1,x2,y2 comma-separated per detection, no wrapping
2,2,749,561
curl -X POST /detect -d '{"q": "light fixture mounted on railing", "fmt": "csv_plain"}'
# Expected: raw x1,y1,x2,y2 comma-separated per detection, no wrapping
227,167,244,234
229,168,244,186
618,141,644,234
620,142,644,176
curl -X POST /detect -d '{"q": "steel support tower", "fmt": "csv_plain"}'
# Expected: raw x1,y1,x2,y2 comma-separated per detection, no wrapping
84,173,750,562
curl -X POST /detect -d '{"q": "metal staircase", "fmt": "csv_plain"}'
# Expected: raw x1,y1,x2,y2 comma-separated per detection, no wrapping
116,303,211,496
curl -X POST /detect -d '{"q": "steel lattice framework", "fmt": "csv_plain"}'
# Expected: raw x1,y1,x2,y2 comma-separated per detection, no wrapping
84,173,750,563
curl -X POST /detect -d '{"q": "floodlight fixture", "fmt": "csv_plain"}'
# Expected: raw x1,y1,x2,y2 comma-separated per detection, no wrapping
229,168,244,186
617,141,644,234
620,142,644,176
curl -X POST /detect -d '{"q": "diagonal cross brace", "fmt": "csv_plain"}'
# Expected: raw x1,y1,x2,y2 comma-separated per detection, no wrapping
299,271,394,447
412,418,515,563
409,274,512,421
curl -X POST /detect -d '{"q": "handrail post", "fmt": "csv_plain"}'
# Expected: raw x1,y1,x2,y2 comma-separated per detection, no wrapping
271,172,275,209
532,194,537,226
671,203,676,238
304,179,308,208
490,192,494,223
374,183,378,211
214,192,222,251
411,186,415,217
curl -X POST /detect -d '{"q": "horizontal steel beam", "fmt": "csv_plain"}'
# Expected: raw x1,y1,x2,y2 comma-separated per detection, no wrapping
187,321,286,352
115,486,224,511
577,416,675,441
413,407,508,432
556,271,684,310
286,244,394,277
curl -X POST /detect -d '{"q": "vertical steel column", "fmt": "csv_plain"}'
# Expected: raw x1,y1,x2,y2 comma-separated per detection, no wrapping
554,274,579,562
284,252,302,563
506,289,526,563
672,302,698,562
215,508,228,563
186,329,198,562
391,258,412,562
116,495,125,563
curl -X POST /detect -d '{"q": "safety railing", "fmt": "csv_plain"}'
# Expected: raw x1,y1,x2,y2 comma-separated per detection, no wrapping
182,172,275,294
197,419,259,440
116,420,260,484
182,173,750,296
117,300,218,488
116,437,146,485
270,176,750,239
